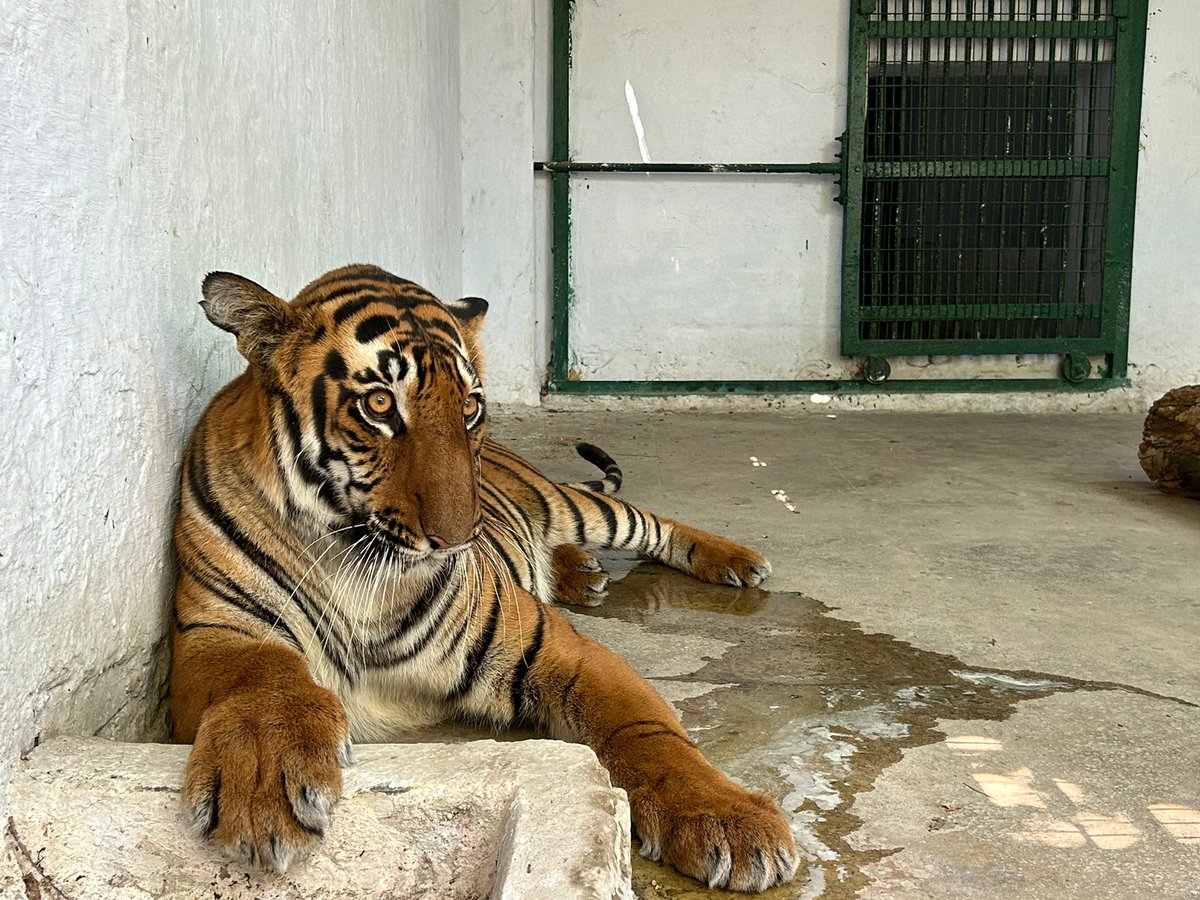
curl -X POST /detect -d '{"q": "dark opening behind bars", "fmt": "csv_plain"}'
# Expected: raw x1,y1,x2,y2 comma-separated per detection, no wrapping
858,0,1116,346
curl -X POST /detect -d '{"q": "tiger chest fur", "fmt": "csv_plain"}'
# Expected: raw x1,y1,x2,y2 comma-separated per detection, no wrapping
169,264,797,892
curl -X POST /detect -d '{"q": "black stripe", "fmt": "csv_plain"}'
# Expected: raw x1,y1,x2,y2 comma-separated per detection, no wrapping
421,316,461,342
366,562,456,651
321,268,417,295
174,619,260,640
273,391,328,493
484,458,553,540
628,511,648,554
370,580,460,668
617,502,641,549
310,376,327,451
481,481,536,546
330,293,377,324
509,602,545,719
172,606,262,642
484,441,536,468
374,349,409,384
186,433,355,682
566,495,587,545
439,604,474,663
600,718,674,754
575,442,623,492
649,515,663,554
324,349,347,381
176,560,268,626
480,528,527,589
581,491,618,546
177,532,302,648
559,663,583,709
448,594,501,700
355,314,400,344
328,288,418,324
411,343,429,393
266,406,298,519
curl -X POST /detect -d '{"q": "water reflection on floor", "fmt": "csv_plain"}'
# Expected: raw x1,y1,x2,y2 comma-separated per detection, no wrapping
565,562,1080,900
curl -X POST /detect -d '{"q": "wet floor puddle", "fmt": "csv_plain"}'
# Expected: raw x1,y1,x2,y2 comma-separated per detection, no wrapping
563,561,1172,900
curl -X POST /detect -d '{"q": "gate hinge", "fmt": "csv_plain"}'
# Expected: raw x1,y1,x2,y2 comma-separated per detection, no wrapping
1061,352,1092,384
833,131,847,205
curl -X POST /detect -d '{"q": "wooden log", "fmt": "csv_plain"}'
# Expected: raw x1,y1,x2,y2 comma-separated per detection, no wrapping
1138,385,1200,498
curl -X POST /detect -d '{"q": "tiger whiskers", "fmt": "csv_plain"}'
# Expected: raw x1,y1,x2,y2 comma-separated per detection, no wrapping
474,533,527,671
255,522,365,654
316,533,373,665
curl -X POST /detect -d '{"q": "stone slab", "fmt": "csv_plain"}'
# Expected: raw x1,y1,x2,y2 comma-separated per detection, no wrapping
5,737,632,900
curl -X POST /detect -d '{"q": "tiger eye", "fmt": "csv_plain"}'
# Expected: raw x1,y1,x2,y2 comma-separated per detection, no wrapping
463,394,480,420
364,389,395,419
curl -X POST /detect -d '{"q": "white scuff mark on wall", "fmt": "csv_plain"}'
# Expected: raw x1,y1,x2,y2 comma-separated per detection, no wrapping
624,80,652,163
810,393,832,404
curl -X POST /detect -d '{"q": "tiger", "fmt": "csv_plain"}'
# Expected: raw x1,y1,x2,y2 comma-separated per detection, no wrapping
169,263,797,893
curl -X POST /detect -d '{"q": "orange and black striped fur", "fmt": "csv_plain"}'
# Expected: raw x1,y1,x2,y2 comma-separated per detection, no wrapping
170,265,796,892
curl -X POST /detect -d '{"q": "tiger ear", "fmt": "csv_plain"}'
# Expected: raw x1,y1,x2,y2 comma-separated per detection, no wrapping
200,272,292,366
445,296,488,376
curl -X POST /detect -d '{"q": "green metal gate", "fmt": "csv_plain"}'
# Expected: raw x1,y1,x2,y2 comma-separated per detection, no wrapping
540,0,1147,394
843,0,1147,386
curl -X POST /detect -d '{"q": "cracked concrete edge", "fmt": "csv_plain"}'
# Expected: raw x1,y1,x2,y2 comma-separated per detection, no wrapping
9,736,633,900
492,780,634,900
1,838,26,900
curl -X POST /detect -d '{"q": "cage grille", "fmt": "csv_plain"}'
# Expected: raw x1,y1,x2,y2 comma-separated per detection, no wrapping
870,0,1114,23
856,0,1117,348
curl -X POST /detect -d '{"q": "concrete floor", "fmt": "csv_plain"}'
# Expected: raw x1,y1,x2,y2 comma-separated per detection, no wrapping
488,408,1200,899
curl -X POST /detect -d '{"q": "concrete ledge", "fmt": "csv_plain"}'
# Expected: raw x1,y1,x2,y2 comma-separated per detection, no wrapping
4,737,632,899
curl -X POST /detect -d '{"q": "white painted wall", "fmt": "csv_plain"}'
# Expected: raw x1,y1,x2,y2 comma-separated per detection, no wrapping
524,1,1200,397
461,0,540,404
0,0,462,823
0,0,1196,837
1128,5,1200,394
564,0,845,382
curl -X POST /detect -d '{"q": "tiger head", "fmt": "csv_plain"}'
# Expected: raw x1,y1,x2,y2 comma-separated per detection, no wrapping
200,264,488,561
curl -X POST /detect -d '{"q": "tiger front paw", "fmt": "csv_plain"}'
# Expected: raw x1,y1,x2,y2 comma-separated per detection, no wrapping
551,544,611,607
681,530,773,589
631,772,798,893
181,684,353,872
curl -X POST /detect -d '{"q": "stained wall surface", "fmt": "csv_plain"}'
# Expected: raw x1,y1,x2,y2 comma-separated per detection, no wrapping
0,0,463,822
530,1,1200,397
1127,5,1200,392
2,0,1197,837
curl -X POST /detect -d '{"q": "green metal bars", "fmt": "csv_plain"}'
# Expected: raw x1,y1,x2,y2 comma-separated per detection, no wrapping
842,0,1147,380
541,0,1147,395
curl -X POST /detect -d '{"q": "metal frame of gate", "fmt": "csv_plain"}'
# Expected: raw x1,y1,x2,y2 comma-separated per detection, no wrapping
537,0,1147,395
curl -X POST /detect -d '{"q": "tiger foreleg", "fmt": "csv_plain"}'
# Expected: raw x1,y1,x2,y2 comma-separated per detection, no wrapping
518,601,798,892
650,519,773,588
171,628,353,872
550,543,610,607
555,487,772,589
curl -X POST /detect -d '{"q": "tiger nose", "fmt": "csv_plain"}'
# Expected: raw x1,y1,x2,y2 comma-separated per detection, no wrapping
426,533,452,551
